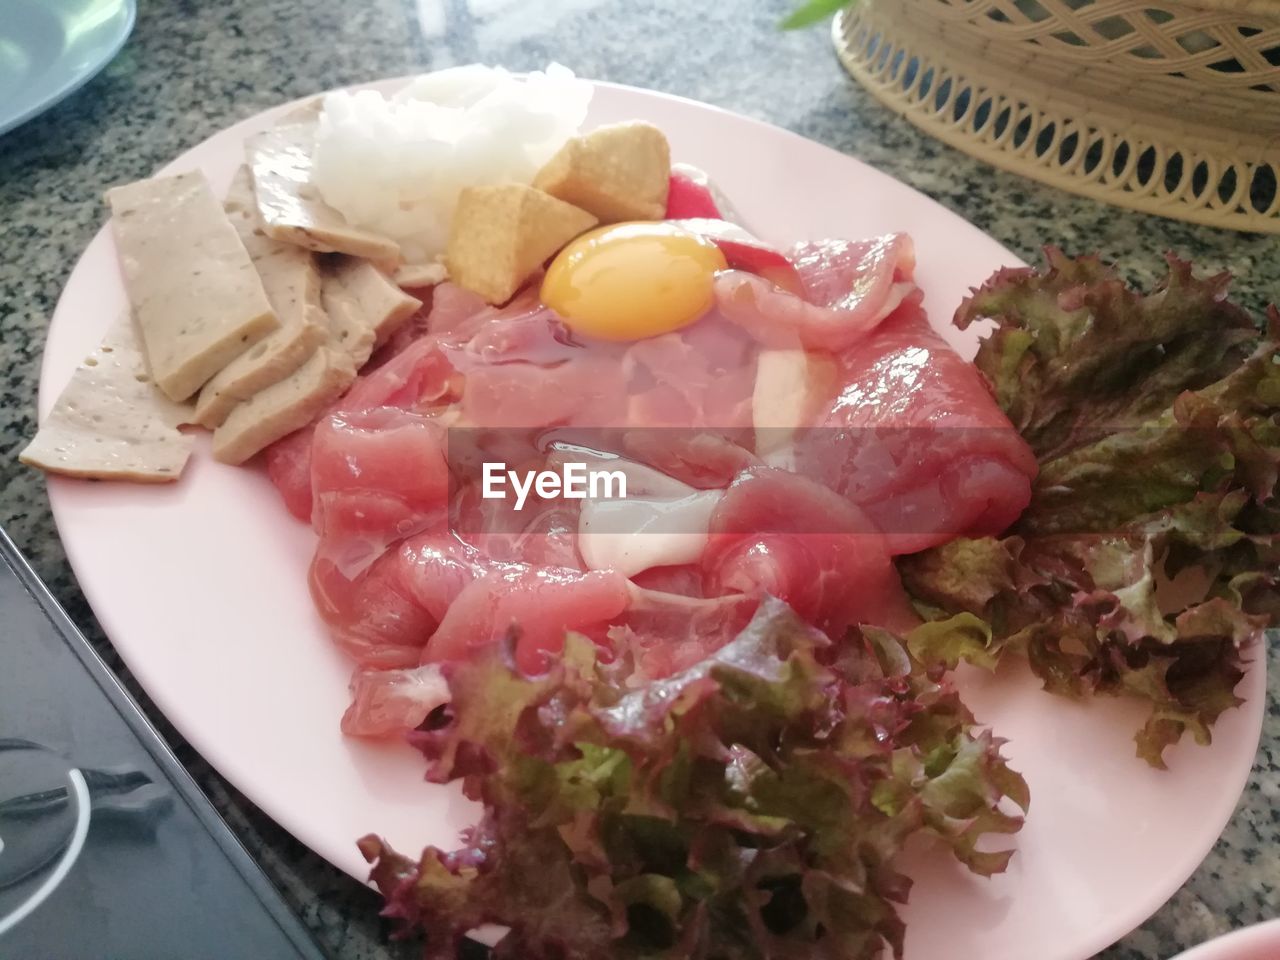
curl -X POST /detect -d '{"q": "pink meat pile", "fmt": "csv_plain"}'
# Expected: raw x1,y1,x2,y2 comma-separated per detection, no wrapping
266,231,1036,738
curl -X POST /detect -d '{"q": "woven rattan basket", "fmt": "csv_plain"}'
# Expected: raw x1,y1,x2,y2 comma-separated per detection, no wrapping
833,0,1280,233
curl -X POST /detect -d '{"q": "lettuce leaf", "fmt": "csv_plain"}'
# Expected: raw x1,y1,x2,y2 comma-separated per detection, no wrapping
360,601,1027,959
902,253,1279,766
955,249,1257,464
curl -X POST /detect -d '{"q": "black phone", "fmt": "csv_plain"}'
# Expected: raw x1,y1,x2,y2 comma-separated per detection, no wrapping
0,527,328,959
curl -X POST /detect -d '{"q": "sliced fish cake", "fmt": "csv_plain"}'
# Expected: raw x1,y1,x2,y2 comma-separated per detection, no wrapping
321,257,422,367
212,347,356,465
107,171,278,402
194,166,328,428
249,120,401,263
21,315,196,482
393,262,448,289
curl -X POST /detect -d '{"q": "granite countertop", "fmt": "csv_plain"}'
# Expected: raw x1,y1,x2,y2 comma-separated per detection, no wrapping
0,1,1276,957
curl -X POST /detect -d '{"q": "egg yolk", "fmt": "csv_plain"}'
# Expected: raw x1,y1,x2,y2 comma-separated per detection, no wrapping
541,222,728,342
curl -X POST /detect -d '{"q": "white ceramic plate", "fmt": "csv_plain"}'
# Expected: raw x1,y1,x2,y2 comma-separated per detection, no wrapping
1172,920,1280,960
39,75,1265,960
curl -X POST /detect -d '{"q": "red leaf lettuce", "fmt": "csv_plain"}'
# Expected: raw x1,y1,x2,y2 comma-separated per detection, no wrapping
360,600,1027,959
900,251,1278,766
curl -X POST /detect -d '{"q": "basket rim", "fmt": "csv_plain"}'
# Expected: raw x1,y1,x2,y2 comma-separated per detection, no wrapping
911,0,1280,20
1172,0,1280,16
857,0,1280,131
833,4,1280,233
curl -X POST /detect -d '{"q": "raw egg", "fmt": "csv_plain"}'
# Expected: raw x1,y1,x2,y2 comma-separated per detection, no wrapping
541,222,728,341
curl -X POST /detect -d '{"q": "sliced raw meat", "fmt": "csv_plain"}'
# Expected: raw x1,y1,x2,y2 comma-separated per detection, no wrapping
423,565,631,674
265,228,1038,743
456,296,589,366
670,218,803,296
265,426,316,521
623,318,757,429
629,564,705,596
665,164,742,223
796,301,1038,554
264,338,459,521
461,354,628,428
424,282,497,338
310,540,444,669
665,169,723,220
396,533,492,625
313,525,623,679
312,530,494,670
341,664,449,738
703,468,919,637
312,410,449,514
365,284,436,369
794,235,916,310
715,234,917,352
620,431,758,490
310,409,450,577
343,337,460,412
451,479,584,569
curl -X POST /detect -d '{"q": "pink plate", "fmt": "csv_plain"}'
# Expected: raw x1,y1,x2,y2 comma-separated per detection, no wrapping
1172,920,1280,960
38,74,1265,960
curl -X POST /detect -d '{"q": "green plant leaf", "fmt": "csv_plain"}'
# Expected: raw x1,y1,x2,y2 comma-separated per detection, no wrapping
780,0,852,31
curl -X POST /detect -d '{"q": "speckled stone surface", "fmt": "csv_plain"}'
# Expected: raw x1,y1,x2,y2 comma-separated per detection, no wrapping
0,1,1276,957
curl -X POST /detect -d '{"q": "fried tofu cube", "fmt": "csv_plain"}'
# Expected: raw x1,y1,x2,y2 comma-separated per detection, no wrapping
445,184,598,304
533,122,671,224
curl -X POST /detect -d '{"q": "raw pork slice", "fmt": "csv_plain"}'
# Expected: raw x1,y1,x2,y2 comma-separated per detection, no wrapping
423,565,630,674
264,332,459,521
313,527,629,675
796,300,1038,554
310,535,446,669
715,235,917,352
703,468,919,637
266,228,1036,740
342,664,449,737
264,426,316,522
310,408,450,578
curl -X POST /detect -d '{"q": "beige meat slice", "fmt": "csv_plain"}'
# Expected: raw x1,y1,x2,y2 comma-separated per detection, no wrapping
393,262,448,289
211,348,356,465
193,167,328,428
107,171,278,402
319,276,376,368
21,315,196,482
249,121,401,263
322,257,422,366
